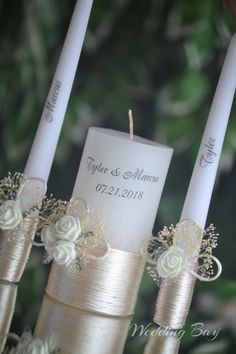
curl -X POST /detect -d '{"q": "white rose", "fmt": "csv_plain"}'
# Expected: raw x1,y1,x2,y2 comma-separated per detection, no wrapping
156,246,186,279
54,215,81,242
0,200,22,230
51,240,77,266
27,339,49,354
41,224,57,250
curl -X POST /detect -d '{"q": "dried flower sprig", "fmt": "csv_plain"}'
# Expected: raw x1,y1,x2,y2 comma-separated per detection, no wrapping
0,172,24,202
36,195,68,236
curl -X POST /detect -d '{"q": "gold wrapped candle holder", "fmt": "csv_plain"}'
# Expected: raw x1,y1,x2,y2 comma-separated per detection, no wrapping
35,248,146,354
0,173,57,352
154,270,196,329
0,218,38,352
0,174,47,282
144,220,222,331
144,332,180,354
0,282,18,353
0,218,38,283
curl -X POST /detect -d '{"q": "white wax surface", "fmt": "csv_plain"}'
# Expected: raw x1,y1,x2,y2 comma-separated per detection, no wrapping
73,128,173,252
24,0,94,182
181,34,236,229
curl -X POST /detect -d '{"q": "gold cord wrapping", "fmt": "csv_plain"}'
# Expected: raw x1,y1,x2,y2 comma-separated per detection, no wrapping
154,269,196,329
35,248,146,354
35,294,132,354
149,220,221,330
0,218,38,283
0,218,38,353
0,281,18,353
46,248,145,316
144,333,180,354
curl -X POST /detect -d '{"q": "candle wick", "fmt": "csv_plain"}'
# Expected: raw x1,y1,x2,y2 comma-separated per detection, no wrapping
128,109,134,139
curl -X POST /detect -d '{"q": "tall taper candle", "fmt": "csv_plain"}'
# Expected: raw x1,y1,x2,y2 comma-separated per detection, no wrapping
152,34,236,332
181,33,236,228
24,0,94,182
0,3,93,349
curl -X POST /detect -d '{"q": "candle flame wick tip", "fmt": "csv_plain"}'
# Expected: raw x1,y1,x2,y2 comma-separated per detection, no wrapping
128,109,134,139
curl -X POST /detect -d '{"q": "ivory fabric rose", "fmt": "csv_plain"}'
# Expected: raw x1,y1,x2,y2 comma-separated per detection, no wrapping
8,333,51,354
156,246,186,279
27,339,49,354
41,214,82,267
41,224,57,250
0,200,23,230
50,240,77,266
54,215,81,242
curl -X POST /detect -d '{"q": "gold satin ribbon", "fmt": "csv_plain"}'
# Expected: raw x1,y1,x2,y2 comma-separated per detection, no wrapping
0,281,18,353
35,248,146,353
144,333,180,354
154,269,196,329
151,220,218,330
46,248,145,316
0,218,38,283
35,294,132,354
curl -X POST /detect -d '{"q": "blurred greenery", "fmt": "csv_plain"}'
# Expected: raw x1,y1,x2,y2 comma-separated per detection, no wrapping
0,0,236,353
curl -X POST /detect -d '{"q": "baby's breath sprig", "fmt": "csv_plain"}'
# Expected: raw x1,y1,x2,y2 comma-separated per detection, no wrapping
37,195,68,235
201,223,219,256
197,224,219,279
158,224,175,248
0,172,24,202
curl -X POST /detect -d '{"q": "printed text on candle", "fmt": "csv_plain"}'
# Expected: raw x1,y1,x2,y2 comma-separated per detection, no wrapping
87,156,159,183
200,137,217,168
44,80,62,122
96,184,143,200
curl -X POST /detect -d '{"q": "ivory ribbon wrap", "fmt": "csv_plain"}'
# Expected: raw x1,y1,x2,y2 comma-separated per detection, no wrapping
0,218,38,283
154,270,196,329
35,248,145,354
144,333,180,354
0,282,18,353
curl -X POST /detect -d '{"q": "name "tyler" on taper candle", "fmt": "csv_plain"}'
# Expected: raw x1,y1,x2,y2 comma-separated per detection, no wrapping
200,137,217,168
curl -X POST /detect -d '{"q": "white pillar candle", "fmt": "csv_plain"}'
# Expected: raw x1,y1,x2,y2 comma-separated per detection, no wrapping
180,34,236,229
72,128,173,252
24,0,94,182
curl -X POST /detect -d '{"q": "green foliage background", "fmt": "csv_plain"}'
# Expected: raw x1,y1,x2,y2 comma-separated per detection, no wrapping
0,0,236,353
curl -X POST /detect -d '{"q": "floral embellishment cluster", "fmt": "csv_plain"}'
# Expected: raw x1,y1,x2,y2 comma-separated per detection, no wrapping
0,173,27,233
0,174,108,271
41,198,109,270
4,332,60,354
0,173,67,241
0,172,46,235
41,215,81,267
143,220,222,286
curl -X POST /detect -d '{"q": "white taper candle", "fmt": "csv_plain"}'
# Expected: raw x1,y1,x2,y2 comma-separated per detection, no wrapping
180,34,236,228
24,0,94,182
